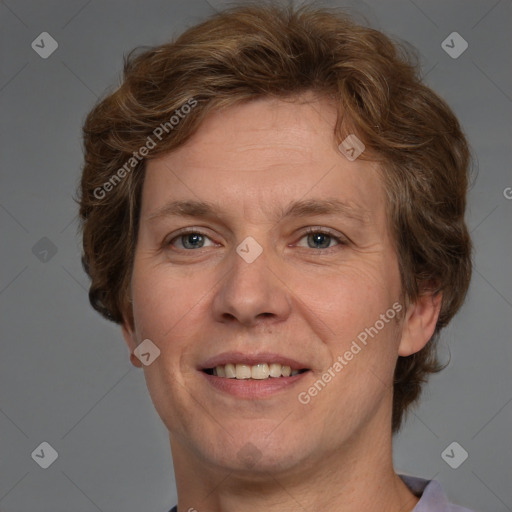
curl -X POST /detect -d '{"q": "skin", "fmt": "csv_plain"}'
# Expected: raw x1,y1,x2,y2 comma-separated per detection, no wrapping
122,94,441,512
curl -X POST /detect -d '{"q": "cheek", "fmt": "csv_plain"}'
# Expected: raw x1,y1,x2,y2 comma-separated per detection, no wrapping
298,258,400,325
130,256,205,339
129,264,205,431
296,259,403,382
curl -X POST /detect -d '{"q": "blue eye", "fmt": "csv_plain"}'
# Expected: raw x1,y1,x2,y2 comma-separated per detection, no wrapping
167,228,346,252
169,231,215,250
297,229,344,250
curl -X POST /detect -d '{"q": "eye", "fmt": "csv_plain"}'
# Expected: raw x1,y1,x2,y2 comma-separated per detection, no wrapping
167,230,216,250
296,228,346,250
166,227,347,252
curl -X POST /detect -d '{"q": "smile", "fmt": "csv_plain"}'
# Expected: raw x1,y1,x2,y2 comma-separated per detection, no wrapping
203,363,308,379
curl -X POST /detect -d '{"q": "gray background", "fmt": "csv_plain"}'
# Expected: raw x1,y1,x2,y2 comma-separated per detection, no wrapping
1,0,511,511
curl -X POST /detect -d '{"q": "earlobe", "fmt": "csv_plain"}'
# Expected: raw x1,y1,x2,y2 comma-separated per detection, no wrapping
129,352,143,368
398,291,442,357
121,319,143,368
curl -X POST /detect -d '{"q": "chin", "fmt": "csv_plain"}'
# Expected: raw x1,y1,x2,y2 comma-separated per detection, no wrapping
191,426,317,477
212,446,309,477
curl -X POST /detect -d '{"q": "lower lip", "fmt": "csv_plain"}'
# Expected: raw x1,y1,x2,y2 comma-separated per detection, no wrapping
201,371,310,399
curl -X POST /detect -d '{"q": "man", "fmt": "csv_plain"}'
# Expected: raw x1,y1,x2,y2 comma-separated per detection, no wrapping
79,3,474,511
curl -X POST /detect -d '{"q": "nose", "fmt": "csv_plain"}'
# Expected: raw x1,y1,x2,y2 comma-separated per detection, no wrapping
211,242,292,328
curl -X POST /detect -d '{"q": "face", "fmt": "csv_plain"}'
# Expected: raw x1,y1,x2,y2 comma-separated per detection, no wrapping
122,95,436,478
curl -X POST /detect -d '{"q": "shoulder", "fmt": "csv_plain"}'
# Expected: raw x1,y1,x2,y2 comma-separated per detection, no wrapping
400,474,476,512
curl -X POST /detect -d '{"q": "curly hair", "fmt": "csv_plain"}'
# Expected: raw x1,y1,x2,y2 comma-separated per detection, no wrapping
78,2,472,432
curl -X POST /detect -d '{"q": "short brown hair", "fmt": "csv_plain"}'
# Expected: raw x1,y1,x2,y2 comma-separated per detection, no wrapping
78,2,472,432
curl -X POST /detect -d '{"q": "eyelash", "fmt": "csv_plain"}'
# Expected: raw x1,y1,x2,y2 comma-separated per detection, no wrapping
166,227,347,252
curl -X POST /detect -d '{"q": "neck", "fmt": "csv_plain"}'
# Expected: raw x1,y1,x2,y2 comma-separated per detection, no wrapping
169,409,418,512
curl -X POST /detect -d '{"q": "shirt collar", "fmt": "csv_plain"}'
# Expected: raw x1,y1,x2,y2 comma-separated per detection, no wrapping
400,474,453,511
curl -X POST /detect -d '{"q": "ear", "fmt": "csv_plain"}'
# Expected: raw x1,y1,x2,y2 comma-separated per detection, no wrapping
121,314,143,369
398,290,442,356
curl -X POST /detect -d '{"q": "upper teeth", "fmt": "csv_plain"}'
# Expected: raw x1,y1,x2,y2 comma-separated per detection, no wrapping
213,363,299,379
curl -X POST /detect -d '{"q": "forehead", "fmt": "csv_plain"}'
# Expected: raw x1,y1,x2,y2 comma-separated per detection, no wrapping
161,94,340,167
142,96,384,225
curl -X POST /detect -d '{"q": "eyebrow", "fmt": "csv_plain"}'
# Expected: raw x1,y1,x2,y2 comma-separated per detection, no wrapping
146,198,370,225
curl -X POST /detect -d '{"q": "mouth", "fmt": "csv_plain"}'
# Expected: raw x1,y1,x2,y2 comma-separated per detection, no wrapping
199,353,311,398
203,363,309,379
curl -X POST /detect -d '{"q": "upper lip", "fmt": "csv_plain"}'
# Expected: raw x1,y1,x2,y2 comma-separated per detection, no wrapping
200,352,309,371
